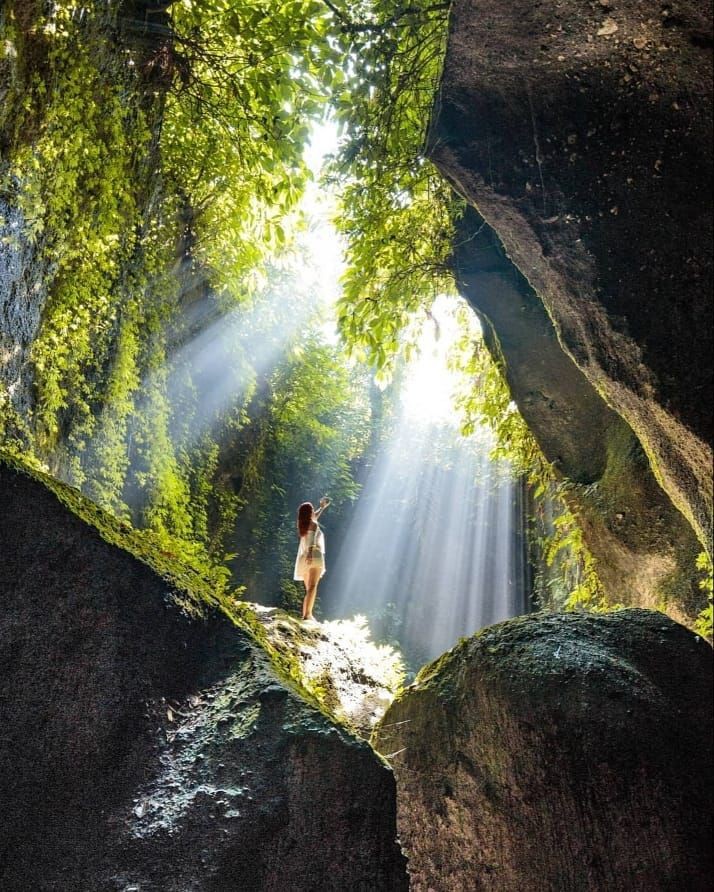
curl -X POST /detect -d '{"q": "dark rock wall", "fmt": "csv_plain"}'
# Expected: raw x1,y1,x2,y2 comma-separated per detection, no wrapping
453,210,702,618
0,464,407,891
373,610,713,891
430,0,713,550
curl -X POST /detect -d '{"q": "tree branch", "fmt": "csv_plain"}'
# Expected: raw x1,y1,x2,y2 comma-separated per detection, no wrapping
321,1,450,34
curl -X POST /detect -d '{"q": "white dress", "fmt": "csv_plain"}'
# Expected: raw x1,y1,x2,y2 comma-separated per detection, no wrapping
293,524,326,581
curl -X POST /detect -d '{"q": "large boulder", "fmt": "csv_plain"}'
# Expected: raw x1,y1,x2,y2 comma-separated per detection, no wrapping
0,461,407,891
429,0,713,554
373,610,713,891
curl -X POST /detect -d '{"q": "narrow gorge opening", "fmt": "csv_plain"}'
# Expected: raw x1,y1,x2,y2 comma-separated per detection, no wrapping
322,295,529,667
1,1,712,889
2,86,539,682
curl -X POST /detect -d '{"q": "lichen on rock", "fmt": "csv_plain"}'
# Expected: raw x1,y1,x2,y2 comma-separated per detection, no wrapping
250,606,405,736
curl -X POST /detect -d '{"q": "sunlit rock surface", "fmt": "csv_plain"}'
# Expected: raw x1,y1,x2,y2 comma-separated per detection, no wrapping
251,606,404,736
430,0,713,553
373,610,713,891
0,462,408,891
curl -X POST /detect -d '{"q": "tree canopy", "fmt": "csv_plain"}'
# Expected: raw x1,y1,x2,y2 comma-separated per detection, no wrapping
0,0,458,596
4,0,694,629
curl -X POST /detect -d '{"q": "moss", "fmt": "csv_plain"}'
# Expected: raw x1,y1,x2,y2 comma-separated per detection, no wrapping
656,538,707,616
223,601,365,733
2,448,216,608
693,553,713,642
615,400,710,554
0,450,363,734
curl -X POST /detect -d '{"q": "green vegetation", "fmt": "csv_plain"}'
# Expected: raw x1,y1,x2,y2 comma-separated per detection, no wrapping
329,1,458,377
0,447,234,610
448,317,607,613
0,1,377,598
2,0,703,639
321,5,609,614
0,0,603,618
1,448,384,728
0,0,468,614
162,0,339,286
694,552,713,640
257,609,405,733
225,331,373,604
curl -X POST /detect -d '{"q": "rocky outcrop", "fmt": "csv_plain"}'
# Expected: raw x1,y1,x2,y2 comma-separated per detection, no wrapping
253,606,404,737
452,212,703,620
0,200,52,426
0,461,407,891
430,0,713,552
373,610,713,891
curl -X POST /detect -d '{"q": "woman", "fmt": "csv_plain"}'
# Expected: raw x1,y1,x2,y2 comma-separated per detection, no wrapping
294,496,330,621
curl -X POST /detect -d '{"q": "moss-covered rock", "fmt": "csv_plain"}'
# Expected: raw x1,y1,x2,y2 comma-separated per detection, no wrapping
0,460,407,890
373,610,713,891
251,606,404,737
447,213,704,622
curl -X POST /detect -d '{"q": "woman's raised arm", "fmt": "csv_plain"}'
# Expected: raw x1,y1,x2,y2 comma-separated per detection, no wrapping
314,496,331,519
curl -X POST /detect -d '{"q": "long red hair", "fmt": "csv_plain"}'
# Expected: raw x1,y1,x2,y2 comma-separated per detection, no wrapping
297,502,314,537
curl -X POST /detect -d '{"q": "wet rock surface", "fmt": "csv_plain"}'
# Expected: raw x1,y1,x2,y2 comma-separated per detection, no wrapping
0,463,407,891
430,0,713,548
373,609,713,891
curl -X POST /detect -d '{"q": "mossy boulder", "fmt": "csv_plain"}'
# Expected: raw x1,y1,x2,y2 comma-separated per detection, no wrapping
373,610,713,891
0,460,407,890
252,606,404,737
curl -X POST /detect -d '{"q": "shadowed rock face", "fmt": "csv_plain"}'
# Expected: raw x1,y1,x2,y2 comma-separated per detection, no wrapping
0,464,407,891
373,610,713,892
429,0,713,549
451,211,703,620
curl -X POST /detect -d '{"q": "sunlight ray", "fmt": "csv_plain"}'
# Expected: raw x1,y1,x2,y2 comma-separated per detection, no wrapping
321,295,528,666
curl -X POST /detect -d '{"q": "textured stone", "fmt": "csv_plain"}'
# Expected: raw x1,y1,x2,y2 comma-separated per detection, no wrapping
0,200,52,422
0,462,407,891
429,0,713,550
373,610,713,891
252,606,403,736
449,213,703,619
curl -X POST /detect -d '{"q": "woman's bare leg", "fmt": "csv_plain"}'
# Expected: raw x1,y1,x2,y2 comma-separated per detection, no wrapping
304,568,320,620
302,578,311,620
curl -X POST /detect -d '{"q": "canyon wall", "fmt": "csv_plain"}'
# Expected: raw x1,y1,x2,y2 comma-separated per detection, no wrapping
374,610,713,890
429,0,713,571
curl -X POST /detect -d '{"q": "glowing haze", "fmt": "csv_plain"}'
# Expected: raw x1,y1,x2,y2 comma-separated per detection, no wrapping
81,118,528,665
320,295,527,666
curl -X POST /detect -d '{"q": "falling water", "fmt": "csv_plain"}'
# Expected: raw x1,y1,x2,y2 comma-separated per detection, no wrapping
321,299,528,665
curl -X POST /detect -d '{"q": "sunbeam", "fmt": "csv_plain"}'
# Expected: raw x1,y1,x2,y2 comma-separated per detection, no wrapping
320,296,528,666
